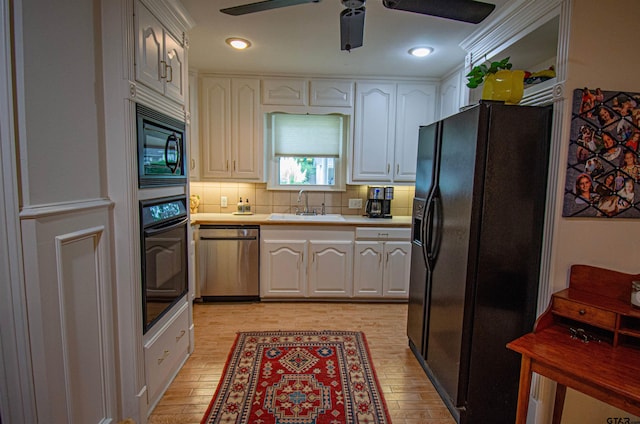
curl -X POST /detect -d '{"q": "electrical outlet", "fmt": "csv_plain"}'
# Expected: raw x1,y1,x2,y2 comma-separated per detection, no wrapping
221,196,228,207
348,198,363,209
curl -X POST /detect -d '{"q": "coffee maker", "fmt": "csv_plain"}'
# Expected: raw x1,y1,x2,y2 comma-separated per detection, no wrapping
365,186,393,218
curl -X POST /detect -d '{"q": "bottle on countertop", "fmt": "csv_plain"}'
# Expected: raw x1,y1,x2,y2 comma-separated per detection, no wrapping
244,199,251,213
237,197,244,213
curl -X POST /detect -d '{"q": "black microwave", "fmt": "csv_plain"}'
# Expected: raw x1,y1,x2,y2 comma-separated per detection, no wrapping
136,103,186,188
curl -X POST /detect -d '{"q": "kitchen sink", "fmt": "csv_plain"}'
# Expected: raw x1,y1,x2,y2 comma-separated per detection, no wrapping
268,213,346,222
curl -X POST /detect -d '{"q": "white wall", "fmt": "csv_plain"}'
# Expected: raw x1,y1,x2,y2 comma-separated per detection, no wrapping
549,0,640,422
18,0,104,205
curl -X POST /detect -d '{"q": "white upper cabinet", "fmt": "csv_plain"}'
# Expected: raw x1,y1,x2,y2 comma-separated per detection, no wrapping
135,1,186,105
352,81,436,183
200,76,263,181
262,78,308,106
262,78,354,108
187,71,199,179
394,83,436,182
352,81,396,183
439,70,464,119
310,79,354,107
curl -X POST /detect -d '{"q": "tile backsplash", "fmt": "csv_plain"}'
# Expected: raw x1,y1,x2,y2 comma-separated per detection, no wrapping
189,182,415,217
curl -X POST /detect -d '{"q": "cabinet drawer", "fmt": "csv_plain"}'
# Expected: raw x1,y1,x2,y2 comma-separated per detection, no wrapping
144,302,190,403
355,227,410,240
552,297,616,329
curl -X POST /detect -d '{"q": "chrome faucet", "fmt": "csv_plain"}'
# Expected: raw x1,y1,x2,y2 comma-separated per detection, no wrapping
297,189,313,215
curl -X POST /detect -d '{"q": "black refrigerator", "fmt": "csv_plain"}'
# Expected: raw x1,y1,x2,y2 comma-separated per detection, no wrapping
407,101,552,423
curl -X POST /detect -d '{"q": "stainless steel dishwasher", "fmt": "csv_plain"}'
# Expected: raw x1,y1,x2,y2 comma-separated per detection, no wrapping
198,225,260,301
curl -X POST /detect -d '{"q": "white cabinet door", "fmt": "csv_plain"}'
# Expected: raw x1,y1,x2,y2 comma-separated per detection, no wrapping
310,79,354,107
200,77,263,181
382,241,411,298
135,3,164,95
163,30,185,104
188,72,199,179
353,241,384,297
261,240,307,297
440,70,464,119
135,1,185,104
352,82,396,182
308,240,353,297
262,78,307,105
200,77,231,179
394,83,436,182
231,78,262,180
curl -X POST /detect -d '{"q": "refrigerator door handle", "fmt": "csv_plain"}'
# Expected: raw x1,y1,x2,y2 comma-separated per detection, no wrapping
430,191,443,263
423,189,440,268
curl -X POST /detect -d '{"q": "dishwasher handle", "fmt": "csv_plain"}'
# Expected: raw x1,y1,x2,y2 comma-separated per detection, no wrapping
200,236,257,241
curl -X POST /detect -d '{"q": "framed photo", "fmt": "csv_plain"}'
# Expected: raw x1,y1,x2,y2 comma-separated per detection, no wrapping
562,88,640,218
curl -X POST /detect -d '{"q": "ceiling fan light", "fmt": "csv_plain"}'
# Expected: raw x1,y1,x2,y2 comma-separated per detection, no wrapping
226,38,251,50
409,47,433,58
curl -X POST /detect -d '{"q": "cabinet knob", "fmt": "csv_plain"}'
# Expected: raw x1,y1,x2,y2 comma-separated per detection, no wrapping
579,309,586,315
157,349,170,365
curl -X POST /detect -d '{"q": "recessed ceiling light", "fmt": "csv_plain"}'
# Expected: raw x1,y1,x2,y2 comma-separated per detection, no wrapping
409,47,433,58
226,37,251,50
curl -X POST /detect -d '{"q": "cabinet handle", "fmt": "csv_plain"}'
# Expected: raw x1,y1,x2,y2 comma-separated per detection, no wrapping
233,160,236,171
378,252,382,265
579,309,586,315
387,163,390,174
157,349,170,365
160,60,168,79
166,64,173,83
191,158,196,170
386,252,389,264
396,164,400,174
176,330,186,342
226,160,229,171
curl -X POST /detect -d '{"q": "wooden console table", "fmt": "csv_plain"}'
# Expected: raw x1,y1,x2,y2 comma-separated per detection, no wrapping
507,264,640,423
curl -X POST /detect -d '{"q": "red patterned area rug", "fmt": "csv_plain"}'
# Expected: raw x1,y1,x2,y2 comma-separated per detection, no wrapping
201,330,392,424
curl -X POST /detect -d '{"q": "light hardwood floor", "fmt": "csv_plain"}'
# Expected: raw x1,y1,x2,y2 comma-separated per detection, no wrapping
148,302,456,424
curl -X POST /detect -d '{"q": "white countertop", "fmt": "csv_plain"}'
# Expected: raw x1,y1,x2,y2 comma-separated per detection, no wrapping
191,213,411,227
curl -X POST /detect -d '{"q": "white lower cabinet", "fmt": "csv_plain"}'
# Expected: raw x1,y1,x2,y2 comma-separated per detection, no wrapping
144,300,190,410
353,228,411,299
261,227,354,299
308,240,353,297
261,239,307,297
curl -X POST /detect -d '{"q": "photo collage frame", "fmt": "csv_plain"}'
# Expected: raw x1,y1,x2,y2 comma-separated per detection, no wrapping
562,88,640,218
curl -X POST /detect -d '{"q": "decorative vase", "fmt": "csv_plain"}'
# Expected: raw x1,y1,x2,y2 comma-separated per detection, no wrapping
481,70,525,104
189,195,200,214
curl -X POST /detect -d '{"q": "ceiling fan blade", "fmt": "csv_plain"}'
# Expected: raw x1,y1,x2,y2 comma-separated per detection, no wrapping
340,6,365,51
382,0,495,24
221,0,319,16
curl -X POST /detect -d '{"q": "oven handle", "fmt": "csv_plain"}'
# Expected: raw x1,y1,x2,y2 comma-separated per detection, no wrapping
144,217,188,236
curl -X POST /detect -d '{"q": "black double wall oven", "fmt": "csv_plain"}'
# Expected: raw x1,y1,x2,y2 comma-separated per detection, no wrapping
137,103,189,334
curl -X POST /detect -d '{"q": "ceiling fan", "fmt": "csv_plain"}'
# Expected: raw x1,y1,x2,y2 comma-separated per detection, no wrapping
220,0,496,52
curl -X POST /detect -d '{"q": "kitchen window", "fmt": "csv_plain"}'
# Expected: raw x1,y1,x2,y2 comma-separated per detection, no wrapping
266,112,348,191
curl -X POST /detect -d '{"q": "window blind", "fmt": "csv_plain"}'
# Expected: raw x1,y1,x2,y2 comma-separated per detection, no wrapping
272,113,343,157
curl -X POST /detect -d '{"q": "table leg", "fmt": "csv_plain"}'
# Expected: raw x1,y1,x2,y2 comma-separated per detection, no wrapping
515,355,533,424
552,383,567,424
